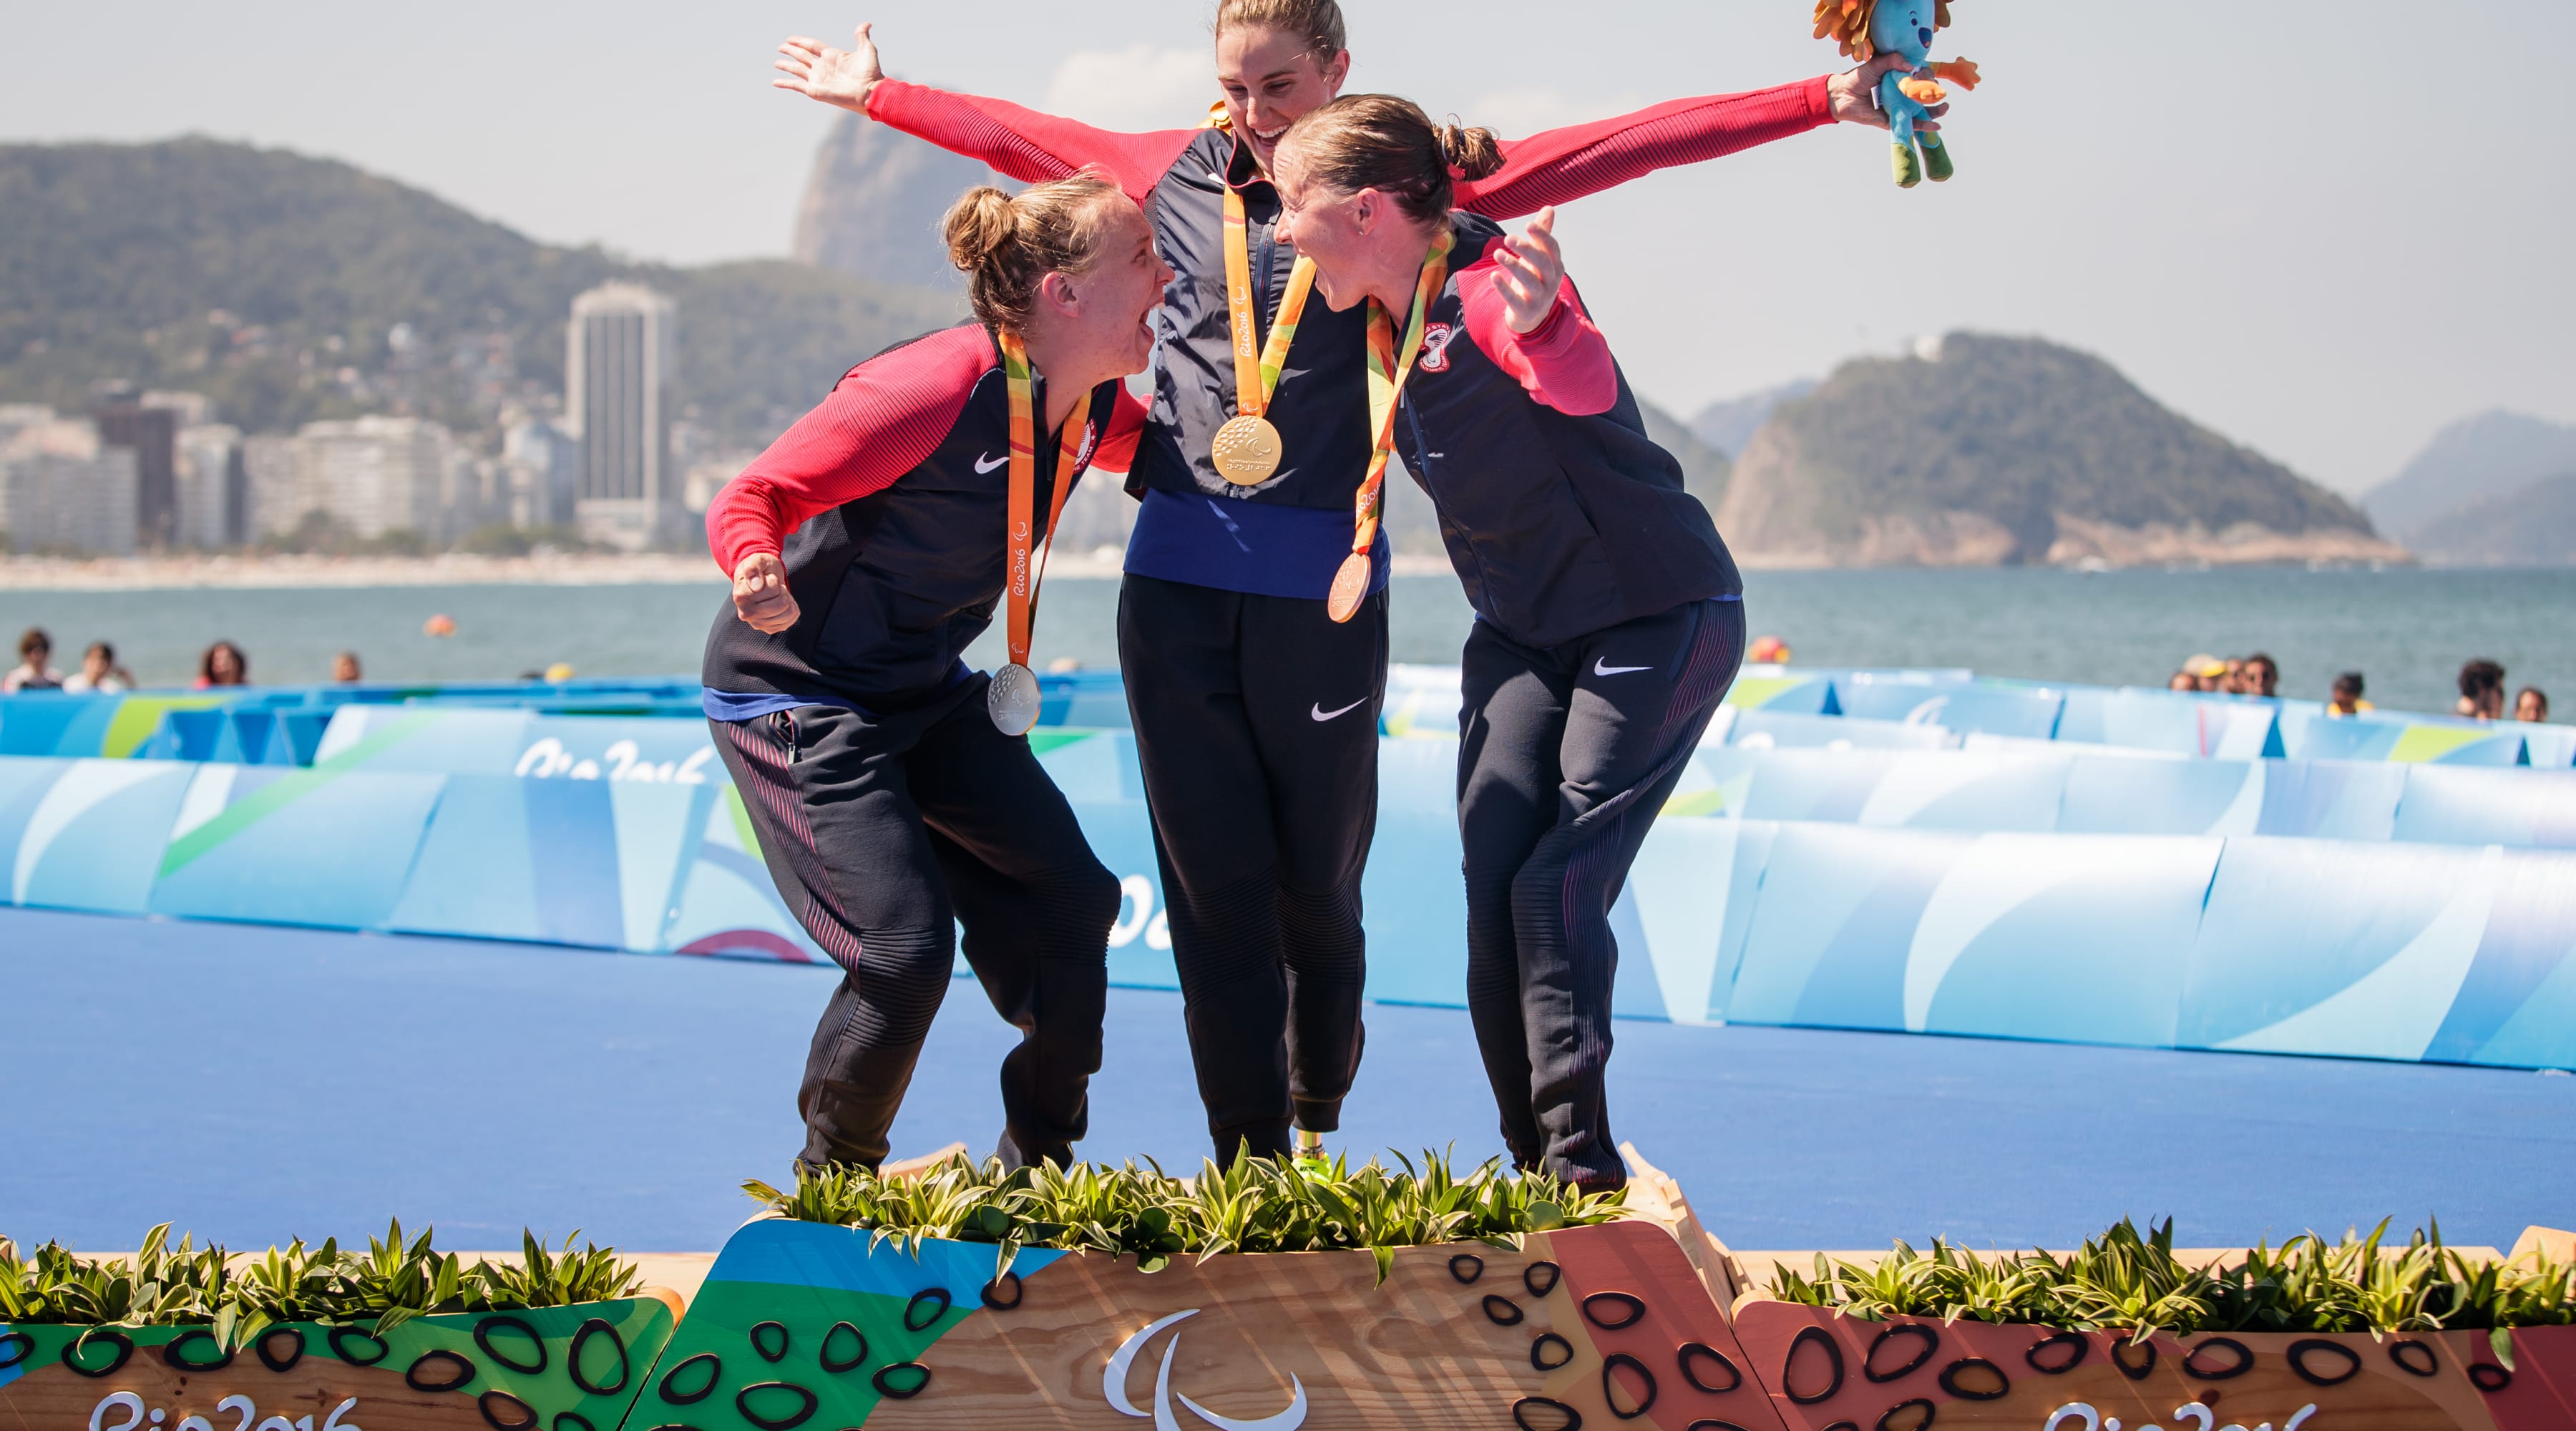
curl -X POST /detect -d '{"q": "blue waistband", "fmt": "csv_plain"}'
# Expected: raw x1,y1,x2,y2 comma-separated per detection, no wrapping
1123,487,1392,601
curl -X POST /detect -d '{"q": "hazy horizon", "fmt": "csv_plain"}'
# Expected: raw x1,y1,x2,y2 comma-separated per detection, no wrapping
6,0,2570,497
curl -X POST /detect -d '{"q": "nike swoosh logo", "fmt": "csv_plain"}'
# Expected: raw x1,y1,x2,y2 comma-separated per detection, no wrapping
1594,659,1652,676
1311,698,1368,722
975,453,1009,474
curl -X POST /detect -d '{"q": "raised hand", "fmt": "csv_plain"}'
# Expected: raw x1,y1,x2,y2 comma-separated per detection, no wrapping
732,552,801,633
774,22,884,114
1826,50,1946,132
1493,206,1568,336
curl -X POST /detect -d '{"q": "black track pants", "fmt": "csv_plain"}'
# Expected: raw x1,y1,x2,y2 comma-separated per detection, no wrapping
1117,572,1387,1163
1456,598,1745,1189
711,681,1118,1173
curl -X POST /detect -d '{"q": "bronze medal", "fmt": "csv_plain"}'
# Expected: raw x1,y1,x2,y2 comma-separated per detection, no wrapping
1326,552,1373,624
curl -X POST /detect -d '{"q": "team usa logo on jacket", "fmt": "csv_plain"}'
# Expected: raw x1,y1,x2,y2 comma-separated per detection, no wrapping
1418,323,1457,373
1075,419,1101,470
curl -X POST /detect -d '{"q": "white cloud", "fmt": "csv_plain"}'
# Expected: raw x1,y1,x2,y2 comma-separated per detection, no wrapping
1043,45,1213,134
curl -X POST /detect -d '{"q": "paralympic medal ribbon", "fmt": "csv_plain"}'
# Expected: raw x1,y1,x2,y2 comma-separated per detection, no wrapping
1212,186,1317,486
991,331,1092,734
1327,228,1455,624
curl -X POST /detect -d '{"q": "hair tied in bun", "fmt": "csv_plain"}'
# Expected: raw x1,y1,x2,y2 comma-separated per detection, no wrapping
939,173,1123,333
1435,116,1504,182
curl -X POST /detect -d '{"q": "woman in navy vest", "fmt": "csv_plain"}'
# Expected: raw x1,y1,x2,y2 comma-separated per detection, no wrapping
1273,96,1748,1191
701,174,1166,1176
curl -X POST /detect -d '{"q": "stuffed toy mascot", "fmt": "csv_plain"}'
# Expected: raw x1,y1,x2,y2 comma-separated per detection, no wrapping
1814,0,1982,187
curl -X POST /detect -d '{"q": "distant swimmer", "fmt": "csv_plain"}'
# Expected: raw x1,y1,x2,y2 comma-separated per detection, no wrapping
1272,97,1752,1193
774,0,1920,1168
698,176,1164,1175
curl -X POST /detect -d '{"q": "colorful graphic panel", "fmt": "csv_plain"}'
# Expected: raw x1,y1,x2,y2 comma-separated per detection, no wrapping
648,1218,1783,1430
0,1298,675,1431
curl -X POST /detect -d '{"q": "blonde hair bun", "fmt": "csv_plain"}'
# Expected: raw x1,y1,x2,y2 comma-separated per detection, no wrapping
937,173,1126,333
943,187,1020,274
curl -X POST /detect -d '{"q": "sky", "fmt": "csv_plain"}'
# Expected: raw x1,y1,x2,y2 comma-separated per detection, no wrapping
5,0,2570,497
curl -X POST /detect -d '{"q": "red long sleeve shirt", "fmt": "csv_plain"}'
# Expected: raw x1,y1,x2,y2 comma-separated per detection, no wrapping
701,325,1146,711
864,77,1836,218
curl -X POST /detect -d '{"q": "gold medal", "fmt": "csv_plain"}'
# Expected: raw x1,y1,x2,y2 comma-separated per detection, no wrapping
1326,552,1373,624
1211,414,1283,487
1213,187,1314,488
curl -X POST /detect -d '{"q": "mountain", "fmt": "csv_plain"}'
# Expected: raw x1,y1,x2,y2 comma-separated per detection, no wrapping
0,138,962,448
2366,411,2576,544
794,111,1007,292
1715,333,2406,568
2408,470,2576,567
1690,378,1816,458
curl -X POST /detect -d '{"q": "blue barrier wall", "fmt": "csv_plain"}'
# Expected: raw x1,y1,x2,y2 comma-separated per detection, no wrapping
14,668,2572,768
12,667,2576,1077
4,738,2572,1071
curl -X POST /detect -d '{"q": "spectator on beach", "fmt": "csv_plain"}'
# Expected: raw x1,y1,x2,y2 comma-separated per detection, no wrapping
3,629,62,693
2327,672,2372,718
2243,652,2280,699
195,640,250,689
2517,687,2550,724
60,642,134,694
2220,656,2248,693
332,651,364,683
2183,654,2226,691
2167,670,2197,692
2457,658,2506,721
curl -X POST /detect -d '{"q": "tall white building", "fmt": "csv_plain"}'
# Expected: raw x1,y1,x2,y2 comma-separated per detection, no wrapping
294,416,454,540
242,433,306,539
174,423,246,549
1,412,140,557
565,282,680,551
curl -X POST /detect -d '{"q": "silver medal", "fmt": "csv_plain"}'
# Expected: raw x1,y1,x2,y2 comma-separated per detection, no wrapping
987,661,1043,736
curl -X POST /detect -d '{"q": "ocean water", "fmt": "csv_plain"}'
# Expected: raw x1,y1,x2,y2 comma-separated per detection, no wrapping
2,566,2569,718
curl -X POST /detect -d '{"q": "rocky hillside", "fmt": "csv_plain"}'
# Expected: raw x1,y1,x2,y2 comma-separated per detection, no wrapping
794,112,1007,292
1690,378,1815,457
1716,334,2406,568
2408,470,2576,567
2366,410,2576,554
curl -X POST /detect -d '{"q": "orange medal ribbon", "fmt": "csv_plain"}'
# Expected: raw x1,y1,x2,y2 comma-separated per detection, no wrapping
1213,186,1317,486
990,331,1093,735
1327,229,1455,624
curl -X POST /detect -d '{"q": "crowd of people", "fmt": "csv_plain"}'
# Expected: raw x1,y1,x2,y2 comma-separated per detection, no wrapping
1,627,367,693
2165,650,2550,725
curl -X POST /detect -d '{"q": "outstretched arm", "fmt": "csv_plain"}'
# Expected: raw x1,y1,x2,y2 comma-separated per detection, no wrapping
1458,53,1937,219
775,23,1198,204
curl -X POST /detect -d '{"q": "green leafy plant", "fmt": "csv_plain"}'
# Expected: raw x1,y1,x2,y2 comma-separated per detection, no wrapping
743,1150,1626,1283
0,1221,642,1349
1767,1217,2576,1347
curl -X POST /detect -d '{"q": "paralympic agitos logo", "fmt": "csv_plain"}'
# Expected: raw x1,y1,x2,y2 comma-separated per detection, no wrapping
1104,1309,1308,1430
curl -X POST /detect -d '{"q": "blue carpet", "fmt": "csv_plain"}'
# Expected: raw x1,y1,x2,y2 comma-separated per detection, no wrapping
2,908,2567,1256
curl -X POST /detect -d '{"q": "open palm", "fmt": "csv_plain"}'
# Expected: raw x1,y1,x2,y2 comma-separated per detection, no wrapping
774,22,884,113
